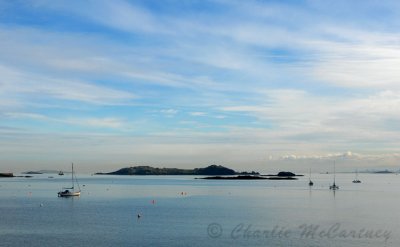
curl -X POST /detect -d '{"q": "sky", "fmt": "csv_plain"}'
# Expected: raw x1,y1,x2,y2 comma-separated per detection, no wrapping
1,0,400,173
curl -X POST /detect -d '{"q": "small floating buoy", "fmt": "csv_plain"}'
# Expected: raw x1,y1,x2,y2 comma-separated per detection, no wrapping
40,203,43,207
137,214,141,219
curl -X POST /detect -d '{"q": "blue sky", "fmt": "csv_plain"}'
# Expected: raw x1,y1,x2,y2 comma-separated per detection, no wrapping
1,0,400,173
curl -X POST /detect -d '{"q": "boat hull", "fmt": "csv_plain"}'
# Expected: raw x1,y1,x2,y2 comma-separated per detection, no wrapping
329,185,339,190
58,191,80,197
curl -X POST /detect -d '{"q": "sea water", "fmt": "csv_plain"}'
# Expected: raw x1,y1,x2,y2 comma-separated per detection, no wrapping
0,173,399,247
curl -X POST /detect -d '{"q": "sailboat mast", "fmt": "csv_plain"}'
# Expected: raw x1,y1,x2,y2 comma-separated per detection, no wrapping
333,160,336,184
72,163,74,189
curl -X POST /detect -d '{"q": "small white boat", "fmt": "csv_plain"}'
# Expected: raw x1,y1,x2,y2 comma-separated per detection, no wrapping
329,161,339,190
58,163,81,197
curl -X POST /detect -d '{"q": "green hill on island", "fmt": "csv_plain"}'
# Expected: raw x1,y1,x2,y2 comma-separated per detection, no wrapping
96,164,259,176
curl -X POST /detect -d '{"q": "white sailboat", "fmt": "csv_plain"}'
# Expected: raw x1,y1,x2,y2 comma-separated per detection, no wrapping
352,169,361,183
58,163,81,197
308,168,314,186
329,160,339,190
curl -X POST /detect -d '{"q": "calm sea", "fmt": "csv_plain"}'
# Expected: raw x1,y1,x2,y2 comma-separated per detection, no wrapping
0,173,399,247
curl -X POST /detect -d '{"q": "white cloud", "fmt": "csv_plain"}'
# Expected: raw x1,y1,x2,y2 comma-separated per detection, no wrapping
278,151,359,161
190,112,206,117
160,109,178,116
311,39,400,89
220,88,400,153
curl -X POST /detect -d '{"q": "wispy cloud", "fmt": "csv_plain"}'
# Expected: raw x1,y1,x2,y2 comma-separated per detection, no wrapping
0,64,136,106
190,112,206,117
67,117,126,129
51,0,165,34
4,112,127,130
160,109,178,116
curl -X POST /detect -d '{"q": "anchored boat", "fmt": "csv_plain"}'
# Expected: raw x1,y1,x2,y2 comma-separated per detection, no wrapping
58,163,81,197
329,161,339,190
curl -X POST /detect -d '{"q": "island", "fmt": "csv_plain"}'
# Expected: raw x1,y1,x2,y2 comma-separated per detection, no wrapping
199,175,268,180
96,164,259,176
0,173,14,177
0,172,36,178
373,170,394,174
23,171,43,175
264,171,304,177
21,170,61,174
96,165,301,180
201,171,301,180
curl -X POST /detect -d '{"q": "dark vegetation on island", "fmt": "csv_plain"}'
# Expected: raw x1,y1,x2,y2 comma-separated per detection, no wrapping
96,165,259,176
